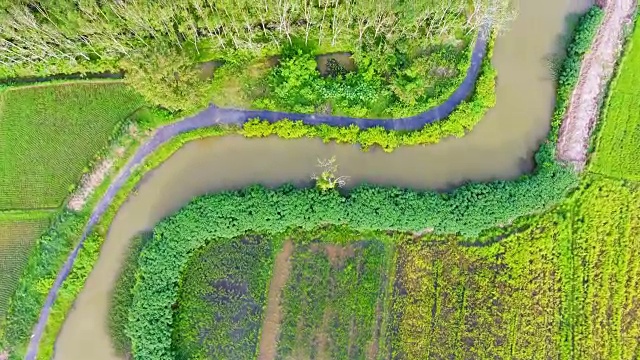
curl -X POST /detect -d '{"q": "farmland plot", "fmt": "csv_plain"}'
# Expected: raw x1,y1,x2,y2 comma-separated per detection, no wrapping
0,214,50,317
172,236,274,360
392,177,640,359
275,241,390,360
590,26,640,180
0,82,142,209
392,220,563,360
561,178,640,359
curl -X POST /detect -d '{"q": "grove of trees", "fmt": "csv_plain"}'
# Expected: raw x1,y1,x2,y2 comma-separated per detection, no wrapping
0,0,514,112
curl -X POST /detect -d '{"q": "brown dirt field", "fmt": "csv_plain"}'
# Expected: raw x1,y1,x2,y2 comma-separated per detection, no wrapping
257,241,294,360
557,0,637,170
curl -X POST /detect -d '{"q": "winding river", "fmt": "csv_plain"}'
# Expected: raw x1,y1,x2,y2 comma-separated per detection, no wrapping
48,0,594,359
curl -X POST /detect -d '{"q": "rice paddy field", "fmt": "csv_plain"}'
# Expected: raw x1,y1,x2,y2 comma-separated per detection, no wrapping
0,82,143,210
0,211,51,318
590,23,640,181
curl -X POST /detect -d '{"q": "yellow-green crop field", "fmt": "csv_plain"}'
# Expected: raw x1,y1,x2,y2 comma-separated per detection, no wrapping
0,82,143,210
591,24,640,180
392,176,640,359
0,212,51,318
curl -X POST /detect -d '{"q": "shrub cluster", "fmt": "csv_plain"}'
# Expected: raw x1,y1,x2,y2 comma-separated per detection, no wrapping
241,38,496,151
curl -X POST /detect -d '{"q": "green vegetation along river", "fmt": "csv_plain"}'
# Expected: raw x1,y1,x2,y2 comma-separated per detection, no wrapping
53,0,593,359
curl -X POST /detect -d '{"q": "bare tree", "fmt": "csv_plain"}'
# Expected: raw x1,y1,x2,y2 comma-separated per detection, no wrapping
311,157,350,190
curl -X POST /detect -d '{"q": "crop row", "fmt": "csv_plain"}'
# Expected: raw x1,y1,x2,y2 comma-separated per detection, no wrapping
590,18,640,180
560,178,640,358
276,241,389,359
392,216,562,359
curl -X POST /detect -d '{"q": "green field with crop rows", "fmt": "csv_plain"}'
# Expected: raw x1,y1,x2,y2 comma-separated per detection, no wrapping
591,24,640,180
391,176,640,359
276,241,390,360
0,212,51,318
0,82,142,210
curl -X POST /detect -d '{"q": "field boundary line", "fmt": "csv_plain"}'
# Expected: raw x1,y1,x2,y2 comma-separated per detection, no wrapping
557,0,637,169
2,79,125,93
0,210,57,222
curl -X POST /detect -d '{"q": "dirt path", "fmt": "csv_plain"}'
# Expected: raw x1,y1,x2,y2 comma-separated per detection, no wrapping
557,0,637,170
257,241,294,360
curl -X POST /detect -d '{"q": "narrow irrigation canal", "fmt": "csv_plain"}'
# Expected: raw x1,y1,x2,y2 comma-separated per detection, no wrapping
53,0,593,359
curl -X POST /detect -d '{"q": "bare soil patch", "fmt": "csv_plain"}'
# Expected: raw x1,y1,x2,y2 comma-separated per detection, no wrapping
557,0,637,169
324,243,355,268
257,241,294,360
314,308,333,360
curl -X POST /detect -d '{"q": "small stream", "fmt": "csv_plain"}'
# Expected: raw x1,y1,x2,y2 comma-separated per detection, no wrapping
53,0,594,359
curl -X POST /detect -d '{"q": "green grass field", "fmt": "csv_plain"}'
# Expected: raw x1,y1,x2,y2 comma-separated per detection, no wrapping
590,25,640,180
0,82,143,210
0,211,51,318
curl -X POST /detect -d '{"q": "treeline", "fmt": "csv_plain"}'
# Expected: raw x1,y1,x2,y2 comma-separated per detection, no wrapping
0,0,512,77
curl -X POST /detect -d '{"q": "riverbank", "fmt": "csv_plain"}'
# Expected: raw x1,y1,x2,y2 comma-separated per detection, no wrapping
557,0,637,169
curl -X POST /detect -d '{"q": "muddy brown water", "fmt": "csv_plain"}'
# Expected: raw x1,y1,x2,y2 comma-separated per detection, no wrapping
316,53,356,76
53,0,593,359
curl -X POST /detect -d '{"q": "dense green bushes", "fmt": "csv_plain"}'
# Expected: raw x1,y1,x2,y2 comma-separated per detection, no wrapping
108,236,147,356
241,36,496,151
253,41,471,118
